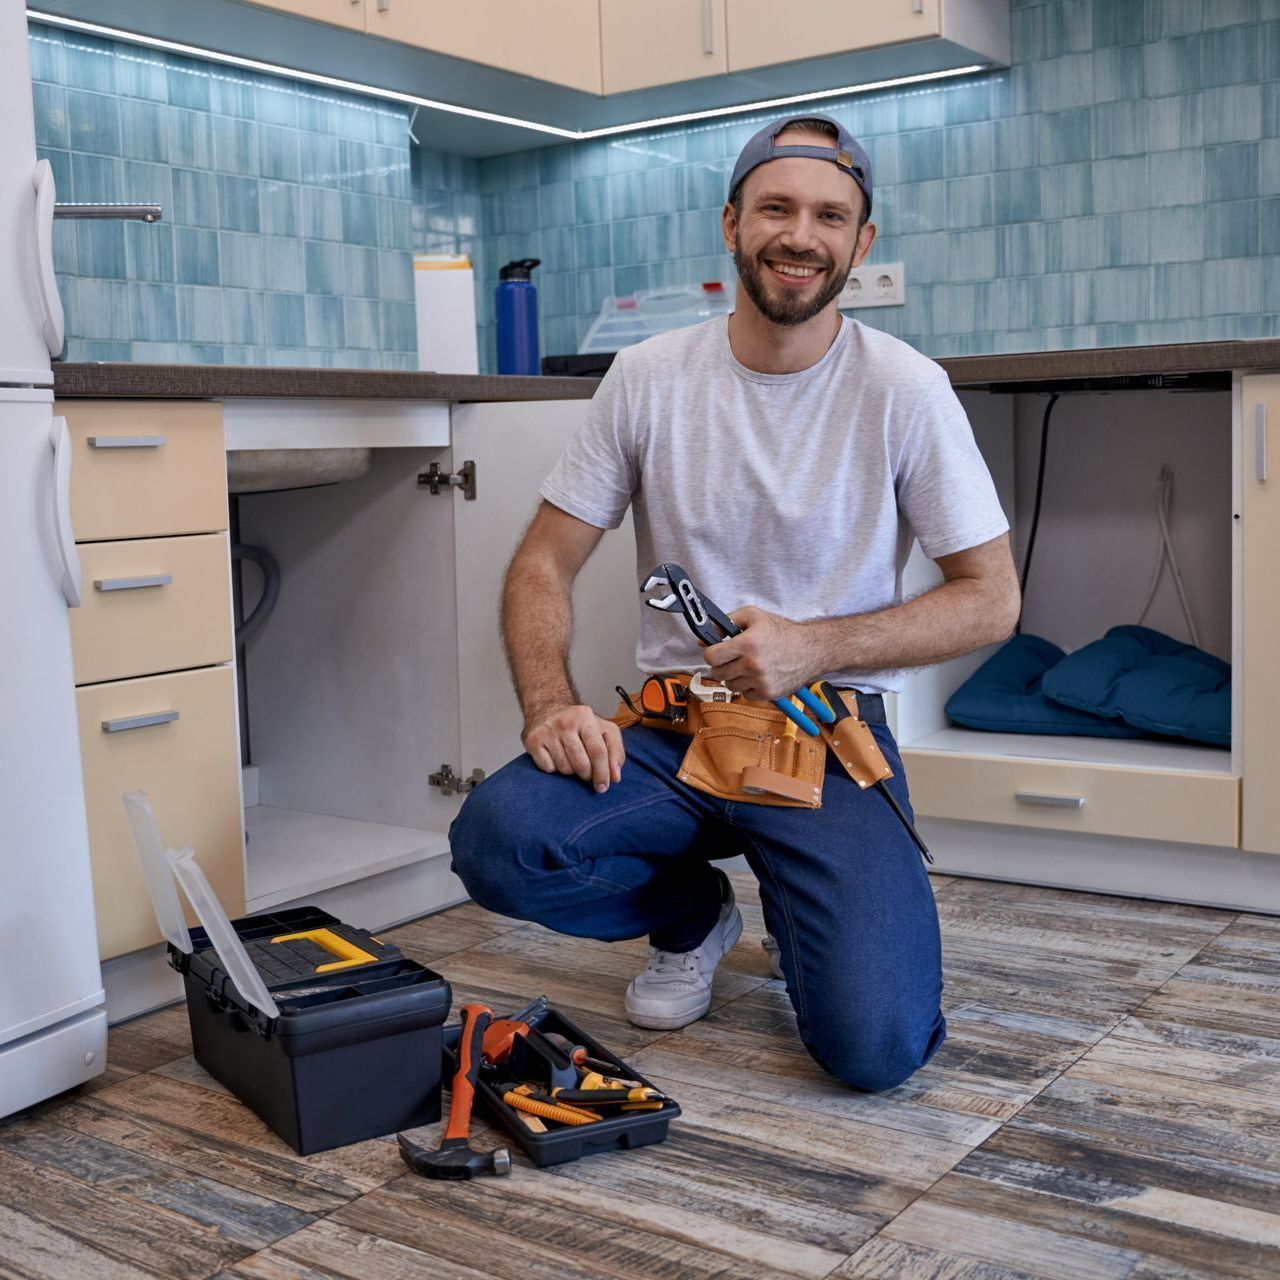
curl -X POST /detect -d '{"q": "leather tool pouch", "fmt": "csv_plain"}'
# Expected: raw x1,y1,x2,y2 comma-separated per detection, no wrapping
611,680,826,808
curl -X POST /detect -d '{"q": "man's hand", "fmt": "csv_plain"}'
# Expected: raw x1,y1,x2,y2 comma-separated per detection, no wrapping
523,703,625,793
703,606,819,701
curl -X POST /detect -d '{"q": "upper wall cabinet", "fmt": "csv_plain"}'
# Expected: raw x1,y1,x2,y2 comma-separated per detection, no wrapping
727,0,1006,74
601,0,727,95
366,0,603,94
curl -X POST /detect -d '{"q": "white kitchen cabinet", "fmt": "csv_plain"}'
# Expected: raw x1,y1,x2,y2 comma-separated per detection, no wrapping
600,0,727,95
364,0,604,94
726,0,1007,75
234,399,640,930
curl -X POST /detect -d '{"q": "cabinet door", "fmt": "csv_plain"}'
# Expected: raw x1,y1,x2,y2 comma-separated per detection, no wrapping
726,0,940,73
601,0,727,94
451,401,641,782
367,0,603,94
1241,374,1280,854
242,0,367,31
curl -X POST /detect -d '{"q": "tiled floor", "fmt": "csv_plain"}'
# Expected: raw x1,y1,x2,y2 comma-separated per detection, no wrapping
3,872,1278,1279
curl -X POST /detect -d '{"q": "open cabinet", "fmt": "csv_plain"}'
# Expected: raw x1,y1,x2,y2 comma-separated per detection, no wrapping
892,373,1280,912
234,400,641,930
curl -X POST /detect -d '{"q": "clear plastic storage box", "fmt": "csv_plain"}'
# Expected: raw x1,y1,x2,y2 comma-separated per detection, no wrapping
578,282,732,354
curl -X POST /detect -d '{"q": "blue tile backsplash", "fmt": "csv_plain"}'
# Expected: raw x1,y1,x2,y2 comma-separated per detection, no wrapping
31,23,416,367
32,1,1280,370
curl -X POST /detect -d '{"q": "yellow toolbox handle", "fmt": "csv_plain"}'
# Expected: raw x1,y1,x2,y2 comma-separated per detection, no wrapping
269,927,380,972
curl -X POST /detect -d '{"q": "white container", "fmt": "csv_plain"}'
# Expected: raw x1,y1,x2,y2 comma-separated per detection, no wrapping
413,254,479,375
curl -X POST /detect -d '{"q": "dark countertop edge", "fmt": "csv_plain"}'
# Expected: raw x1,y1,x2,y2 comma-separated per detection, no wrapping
938,338,1280,387
51,339,1280,400
51,365,600,401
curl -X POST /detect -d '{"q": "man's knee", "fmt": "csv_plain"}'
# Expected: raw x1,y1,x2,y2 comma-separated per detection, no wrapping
448,766,534,915
800,1010,946,1093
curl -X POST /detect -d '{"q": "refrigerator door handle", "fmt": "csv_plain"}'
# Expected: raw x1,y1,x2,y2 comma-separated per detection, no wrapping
49,416,82,608
33,159,66,358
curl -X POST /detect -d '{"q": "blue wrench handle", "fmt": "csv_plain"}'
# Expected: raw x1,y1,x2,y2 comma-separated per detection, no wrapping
774,697,820,736
794,684,837,725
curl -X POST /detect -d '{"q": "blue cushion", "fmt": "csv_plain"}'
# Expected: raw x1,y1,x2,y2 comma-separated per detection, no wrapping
1040,625,1230,748
945,634,1151,738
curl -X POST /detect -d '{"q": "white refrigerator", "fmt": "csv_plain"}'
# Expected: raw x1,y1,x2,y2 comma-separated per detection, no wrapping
0,0,108,1117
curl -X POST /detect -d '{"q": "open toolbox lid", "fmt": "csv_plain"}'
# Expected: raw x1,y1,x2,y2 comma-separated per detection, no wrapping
123,790,280,1020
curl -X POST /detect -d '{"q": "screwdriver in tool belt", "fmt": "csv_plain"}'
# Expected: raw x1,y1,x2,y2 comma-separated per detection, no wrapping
817,681,934,865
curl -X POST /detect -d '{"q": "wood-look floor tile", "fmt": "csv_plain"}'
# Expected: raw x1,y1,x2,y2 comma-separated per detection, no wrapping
220,1217,498,1279
78,1074,403,1201
384,901,528,965
334,1171,820,1280
0,1138,303,1280
0,1201,162,1280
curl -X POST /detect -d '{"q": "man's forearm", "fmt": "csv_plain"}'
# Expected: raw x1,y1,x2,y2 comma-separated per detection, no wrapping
501,553,580,722
804,575,1018,677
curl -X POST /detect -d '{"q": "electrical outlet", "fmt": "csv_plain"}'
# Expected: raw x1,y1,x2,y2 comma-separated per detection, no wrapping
839,261,906,309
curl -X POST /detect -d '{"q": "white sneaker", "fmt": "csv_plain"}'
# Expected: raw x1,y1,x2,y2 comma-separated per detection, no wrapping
625,886,743,1030
761,933,785,980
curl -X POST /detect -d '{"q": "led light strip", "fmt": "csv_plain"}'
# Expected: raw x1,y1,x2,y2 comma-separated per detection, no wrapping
27,8,987,142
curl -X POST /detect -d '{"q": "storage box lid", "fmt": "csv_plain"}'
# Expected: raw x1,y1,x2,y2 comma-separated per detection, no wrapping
124,790,280,1019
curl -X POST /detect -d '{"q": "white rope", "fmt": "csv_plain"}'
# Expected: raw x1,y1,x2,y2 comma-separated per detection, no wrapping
1137,465,1200,648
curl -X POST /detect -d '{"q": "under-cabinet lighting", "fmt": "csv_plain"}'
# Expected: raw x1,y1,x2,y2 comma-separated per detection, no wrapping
27,8,988,143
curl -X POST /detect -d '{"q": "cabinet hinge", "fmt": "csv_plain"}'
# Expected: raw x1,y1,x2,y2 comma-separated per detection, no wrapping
429,763,486,796
418,460,476,500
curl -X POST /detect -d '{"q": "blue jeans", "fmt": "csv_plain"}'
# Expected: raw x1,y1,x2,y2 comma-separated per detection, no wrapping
449,722,946,1091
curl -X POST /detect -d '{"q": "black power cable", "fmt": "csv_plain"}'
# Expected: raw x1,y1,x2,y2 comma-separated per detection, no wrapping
1015,393,1059,636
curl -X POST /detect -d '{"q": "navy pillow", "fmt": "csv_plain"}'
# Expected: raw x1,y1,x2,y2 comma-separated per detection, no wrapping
1040,625,1230,748
945,634,1151,737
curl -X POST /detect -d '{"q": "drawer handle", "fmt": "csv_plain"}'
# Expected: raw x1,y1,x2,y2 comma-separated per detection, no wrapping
1256,403,1268,484
94,574,173,592
88,435,167,449
701,0,715,53
1015,791,1085,810
102,710,179,734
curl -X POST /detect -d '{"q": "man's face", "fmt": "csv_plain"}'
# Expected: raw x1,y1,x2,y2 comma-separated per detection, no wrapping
724,135,876,327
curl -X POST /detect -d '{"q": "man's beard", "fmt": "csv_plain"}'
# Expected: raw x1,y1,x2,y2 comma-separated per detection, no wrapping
734,243,853,326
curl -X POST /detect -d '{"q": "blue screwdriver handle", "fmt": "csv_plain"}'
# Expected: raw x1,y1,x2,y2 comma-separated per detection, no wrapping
773,697,820,736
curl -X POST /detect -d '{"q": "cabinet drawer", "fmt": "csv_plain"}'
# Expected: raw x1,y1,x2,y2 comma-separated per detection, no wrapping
901,749,1239,848
77,666,244,960
58,400,227,540
69,534,233,685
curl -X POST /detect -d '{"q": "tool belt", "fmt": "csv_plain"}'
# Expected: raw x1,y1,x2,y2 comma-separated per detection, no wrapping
610,676,892,809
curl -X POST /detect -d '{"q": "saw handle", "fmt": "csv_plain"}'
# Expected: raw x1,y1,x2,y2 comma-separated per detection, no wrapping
444,1002,492,1143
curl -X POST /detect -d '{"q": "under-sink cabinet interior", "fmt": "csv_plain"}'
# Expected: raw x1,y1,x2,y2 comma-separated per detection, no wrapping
892,376,1280,908
232,399,642,931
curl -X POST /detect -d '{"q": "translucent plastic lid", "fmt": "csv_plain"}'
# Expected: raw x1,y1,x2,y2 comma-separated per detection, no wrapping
123,789,279,1019
123,789,192,955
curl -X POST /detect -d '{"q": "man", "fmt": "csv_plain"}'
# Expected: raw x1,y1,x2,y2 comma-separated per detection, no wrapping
450,115,1019,1091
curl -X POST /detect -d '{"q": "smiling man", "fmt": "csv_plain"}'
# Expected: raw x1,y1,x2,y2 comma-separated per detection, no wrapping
449,115,1019,1092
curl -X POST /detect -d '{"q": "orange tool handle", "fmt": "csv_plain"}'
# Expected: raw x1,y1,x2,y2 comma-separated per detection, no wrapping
444,1002,491,1143
482,1017,532,1065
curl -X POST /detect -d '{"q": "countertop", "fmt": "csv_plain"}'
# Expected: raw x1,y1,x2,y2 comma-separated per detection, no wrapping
51,337,1280,400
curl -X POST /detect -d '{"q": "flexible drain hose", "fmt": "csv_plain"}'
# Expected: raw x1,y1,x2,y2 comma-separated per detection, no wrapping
232,542,280,647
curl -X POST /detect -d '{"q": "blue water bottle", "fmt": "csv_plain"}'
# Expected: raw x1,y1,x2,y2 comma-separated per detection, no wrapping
496,258,540,375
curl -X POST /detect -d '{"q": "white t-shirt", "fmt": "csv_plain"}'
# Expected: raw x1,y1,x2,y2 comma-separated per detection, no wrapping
540,315,1009,694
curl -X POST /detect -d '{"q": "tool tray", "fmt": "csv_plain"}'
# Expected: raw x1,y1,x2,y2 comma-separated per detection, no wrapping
171,906,451,1156
444,1007,679,1168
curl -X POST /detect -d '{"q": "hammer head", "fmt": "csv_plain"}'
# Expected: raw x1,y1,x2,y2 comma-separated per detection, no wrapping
397,1133,512,1180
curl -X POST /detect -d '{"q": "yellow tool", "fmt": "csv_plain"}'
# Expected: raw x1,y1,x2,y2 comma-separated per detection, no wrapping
501,1086,599,1125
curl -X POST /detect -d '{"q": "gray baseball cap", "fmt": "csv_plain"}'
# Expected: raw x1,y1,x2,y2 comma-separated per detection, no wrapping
727,114,873,217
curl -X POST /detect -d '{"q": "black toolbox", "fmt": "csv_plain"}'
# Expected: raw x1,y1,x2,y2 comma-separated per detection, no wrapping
445,1006,679,1167
171,906,451,1155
